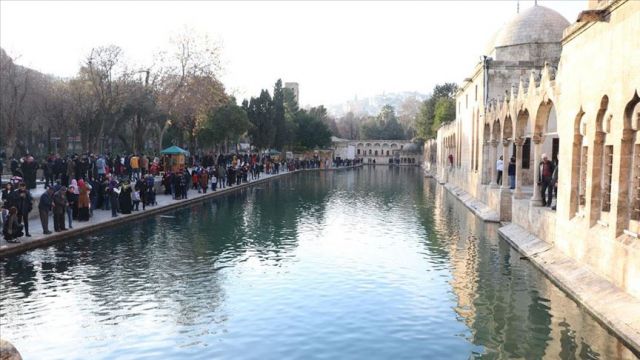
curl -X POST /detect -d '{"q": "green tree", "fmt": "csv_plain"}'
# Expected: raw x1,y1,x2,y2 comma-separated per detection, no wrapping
431,97,456,134
360,117,382,140
309,105,339,137
416,100,435,139
272,79,287,150
360,105,407,140
294,110,332,149
415,82,458,140
199,98,251,152
246,89,275,150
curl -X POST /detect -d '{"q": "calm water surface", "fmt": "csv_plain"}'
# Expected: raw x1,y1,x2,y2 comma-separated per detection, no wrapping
0,167,636,359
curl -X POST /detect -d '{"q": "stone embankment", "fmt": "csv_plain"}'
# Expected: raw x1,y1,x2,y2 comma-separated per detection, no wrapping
0,165,362,258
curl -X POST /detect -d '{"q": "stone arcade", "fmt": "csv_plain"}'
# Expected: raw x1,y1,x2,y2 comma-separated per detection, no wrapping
425,0,640,309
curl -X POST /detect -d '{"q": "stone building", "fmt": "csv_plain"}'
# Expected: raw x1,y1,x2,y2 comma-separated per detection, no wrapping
426,0,640,305
284,82,299,103
332,137,421,165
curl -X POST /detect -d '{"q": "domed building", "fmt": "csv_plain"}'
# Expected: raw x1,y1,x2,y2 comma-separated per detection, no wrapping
429,0,640,328
491,5,570,62
435,4,570,193
393,141,423,166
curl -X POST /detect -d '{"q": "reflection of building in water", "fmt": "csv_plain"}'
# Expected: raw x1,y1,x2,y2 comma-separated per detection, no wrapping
430,181,636,358
424,1,640,303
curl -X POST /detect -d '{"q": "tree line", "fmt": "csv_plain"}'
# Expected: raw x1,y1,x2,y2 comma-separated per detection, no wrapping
0,30,229,158
0,30,335,159
0,28,456,159
325,82,457,142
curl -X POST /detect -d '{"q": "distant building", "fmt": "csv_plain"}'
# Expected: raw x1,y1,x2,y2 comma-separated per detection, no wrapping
332,136,421,165
284,82,299,103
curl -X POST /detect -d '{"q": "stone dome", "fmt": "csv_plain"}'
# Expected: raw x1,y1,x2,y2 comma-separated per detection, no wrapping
401,143,421,153
494,5,570,48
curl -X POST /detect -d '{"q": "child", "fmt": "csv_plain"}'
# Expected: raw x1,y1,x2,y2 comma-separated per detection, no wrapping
211,172,217,192
132,189,141,211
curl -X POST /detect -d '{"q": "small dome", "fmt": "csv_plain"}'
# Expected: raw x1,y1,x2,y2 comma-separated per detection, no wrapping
483,30,499,55
401,143,421,153
494,5,570,48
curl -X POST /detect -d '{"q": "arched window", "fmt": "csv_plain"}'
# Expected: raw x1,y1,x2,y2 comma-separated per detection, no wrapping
587,96,609,226
622,92,640,235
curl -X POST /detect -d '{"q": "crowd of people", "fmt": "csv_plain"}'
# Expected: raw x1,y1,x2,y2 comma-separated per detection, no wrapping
1,151,360,243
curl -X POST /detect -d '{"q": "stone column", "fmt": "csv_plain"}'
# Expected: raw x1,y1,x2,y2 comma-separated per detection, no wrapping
513,137,525,199
530,134,544,206
490,140,499,187
587,131,606,226
501,139,511,192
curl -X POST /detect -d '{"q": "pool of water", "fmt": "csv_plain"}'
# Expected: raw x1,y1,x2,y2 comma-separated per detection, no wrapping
0,167,636,359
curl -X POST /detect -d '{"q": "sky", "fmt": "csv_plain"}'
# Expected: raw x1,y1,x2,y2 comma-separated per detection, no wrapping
0,0,585,108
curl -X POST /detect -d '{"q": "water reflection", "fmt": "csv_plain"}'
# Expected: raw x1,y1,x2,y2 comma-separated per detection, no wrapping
0,167,635,359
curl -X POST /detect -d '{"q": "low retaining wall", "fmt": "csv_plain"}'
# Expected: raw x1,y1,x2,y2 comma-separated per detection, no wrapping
0,165,362,258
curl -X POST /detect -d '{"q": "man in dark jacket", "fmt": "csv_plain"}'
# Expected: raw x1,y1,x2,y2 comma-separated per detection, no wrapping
22,156,38,189
53,186,68,231
39,187,54,234
538,154,555,207
11,182,33,236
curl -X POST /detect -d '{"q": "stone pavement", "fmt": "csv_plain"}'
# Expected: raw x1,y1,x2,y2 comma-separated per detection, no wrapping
0,165,362,257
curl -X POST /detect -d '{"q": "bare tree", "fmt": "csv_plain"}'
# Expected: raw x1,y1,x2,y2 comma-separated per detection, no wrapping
81,45,128,153
0,49,30,157
155,28,225,152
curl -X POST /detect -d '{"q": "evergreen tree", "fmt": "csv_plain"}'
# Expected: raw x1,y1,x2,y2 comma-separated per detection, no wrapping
416,82,458,140
246,89,275,150
272,79,287,150
294,110,332,149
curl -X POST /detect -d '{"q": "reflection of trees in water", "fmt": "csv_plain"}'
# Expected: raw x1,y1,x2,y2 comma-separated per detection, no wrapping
1,256,37,300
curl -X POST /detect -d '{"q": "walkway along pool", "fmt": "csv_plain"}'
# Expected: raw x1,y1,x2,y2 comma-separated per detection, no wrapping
0,167,636,359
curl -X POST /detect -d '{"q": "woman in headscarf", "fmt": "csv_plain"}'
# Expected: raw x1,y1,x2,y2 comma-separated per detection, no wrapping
119,180,133,214
70,179,80,220
77,179,91,221
2,206,23,242
66,185,78,228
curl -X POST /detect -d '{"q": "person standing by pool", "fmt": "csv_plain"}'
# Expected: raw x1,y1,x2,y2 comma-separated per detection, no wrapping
39,187,54,234
538,154,555,207
12,182,33,237
109,177,120,218
53,186,68,231
2,207,23,242
77,179,91,221
199,168,209,194
508,157,516,190
119,181,133,214
66,185,77,229
496,156,504,185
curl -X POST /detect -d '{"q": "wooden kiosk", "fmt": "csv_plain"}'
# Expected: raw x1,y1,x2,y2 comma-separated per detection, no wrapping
160,145,190,173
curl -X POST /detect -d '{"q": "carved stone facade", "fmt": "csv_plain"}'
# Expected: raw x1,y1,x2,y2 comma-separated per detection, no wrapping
427,0,640,298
